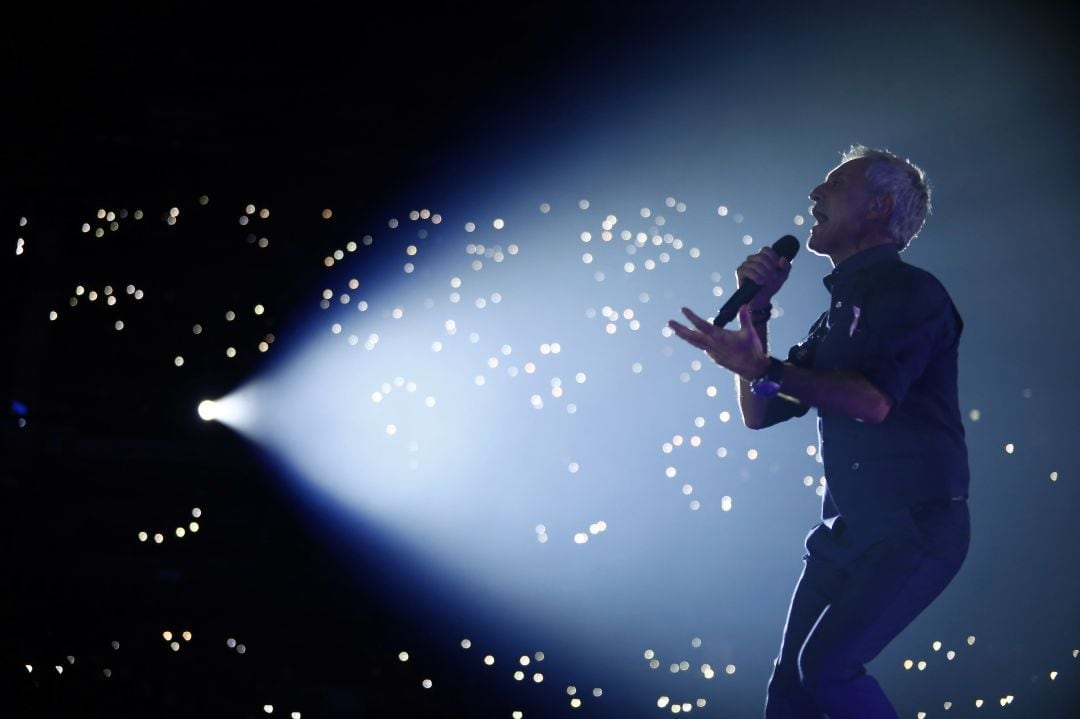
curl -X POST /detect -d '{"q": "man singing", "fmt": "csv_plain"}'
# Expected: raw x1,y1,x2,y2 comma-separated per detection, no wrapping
668,146,969,718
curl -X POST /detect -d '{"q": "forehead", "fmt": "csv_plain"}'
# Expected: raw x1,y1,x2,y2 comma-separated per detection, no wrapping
825,158,871,183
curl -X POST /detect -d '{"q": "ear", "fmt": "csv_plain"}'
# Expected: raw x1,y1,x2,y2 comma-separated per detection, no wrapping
871,194,895,219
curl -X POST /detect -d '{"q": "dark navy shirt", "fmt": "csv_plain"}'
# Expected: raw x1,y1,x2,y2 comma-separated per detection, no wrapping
765,244,969,538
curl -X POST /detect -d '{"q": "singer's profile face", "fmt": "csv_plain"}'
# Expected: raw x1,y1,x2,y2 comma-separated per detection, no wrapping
807,157,875,262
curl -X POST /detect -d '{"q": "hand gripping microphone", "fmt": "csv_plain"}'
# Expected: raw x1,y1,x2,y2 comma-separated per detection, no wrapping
712,234,800,327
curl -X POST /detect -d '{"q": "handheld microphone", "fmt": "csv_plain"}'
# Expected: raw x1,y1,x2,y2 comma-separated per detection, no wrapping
712,234,800,327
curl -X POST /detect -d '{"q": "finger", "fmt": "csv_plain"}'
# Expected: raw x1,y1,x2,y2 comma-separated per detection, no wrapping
750,247,789,266
738,303,762,331
668,319,696,338
738,306,765,348
738,275,768,292
670,320,714,351
668,321,712,351
748,253,782,273
739,265,768,285
681,307,716,333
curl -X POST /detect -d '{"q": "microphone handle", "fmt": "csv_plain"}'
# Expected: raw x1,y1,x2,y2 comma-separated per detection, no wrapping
713,281,761,327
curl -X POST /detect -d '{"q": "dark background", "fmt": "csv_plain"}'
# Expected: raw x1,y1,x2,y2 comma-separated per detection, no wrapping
5,4,705,716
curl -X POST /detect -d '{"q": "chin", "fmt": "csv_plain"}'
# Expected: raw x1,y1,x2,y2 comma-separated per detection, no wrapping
807,227,829,257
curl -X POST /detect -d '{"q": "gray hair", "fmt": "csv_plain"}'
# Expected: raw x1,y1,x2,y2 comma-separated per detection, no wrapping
841,145,931,251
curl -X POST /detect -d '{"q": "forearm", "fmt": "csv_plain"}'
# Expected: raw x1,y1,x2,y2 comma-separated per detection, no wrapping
736,320,892,427
736,320,774,428
772,362,892,424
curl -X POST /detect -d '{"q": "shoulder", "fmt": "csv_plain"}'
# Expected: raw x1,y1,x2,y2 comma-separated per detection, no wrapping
861,261,963,339
863,261,952,310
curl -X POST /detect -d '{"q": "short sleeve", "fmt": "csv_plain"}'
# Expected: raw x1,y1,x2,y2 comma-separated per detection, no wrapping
855,273,957,408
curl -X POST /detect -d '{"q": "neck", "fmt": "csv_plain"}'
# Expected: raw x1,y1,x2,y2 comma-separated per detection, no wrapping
829,232,894,267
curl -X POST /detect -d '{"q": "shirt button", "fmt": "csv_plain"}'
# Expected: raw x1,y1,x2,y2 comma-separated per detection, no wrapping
851,461,860,470
835,300,843,308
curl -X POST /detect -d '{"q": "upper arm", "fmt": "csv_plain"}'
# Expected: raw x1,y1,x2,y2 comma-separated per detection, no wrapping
856,273,958,409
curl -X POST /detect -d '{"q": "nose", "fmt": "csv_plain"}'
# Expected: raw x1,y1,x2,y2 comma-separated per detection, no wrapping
809,184,824,202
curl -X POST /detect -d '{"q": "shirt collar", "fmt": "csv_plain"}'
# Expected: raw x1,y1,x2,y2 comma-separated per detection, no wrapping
823,243,902,292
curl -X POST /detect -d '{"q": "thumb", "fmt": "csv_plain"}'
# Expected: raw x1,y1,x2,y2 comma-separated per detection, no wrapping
738,304,752,328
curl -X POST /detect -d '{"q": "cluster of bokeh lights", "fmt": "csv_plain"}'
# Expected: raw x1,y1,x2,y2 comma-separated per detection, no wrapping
13,188,1073,717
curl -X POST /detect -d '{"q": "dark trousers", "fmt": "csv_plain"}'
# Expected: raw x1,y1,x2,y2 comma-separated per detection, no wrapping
764,500,970,718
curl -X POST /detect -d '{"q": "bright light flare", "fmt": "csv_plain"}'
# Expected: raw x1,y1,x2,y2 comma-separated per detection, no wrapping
197,394,253,427
198,400,218,421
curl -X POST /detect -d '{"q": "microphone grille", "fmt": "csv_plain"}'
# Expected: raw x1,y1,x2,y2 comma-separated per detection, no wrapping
773,234,800,261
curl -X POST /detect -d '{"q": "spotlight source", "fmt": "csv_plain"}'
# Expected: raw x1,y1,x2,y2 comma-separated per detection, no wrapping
198,400,218,421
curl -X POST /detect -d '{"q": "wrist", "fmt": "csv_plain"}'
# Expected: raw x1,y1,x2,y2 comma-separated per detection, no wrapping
749,357,786,397
742,354,772,383
748,303,773,323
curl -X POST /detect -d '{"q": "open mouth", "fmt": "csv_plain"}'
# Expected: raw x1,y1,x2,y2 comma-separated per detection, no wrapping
811,208,828,226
